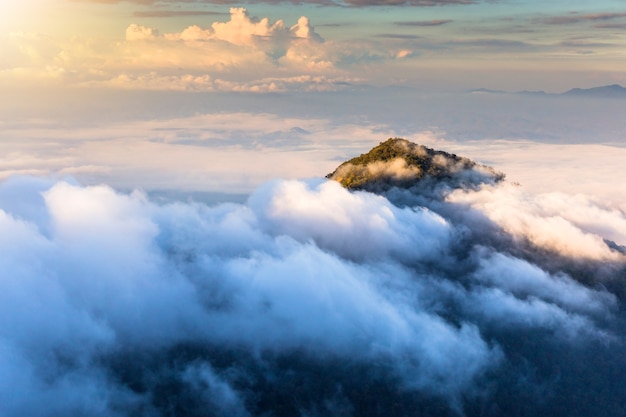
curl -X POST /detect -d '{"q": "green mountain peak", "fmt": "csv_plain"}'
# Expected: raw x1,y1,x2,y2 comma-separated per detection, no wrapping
327,138,504,191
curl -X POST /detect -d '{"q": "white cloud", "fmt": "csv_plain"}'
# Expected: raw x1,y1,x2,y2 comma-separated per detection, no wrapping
125,24,159,41
0,8,340,91
395,49,415,59
2,7,441,92
464,287,609,341
472,250,617,316
249,179,450,261
290,16,324,42
0,172,623,415
447,182,626,260
444,141,626,211
210,7,287,46
177,25,213,42
0,112,396,192
0,177,504,414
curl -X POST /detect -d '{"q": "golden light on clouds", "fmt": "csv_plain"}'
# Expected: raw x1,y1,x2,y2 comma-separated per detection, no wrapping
0,1,624,92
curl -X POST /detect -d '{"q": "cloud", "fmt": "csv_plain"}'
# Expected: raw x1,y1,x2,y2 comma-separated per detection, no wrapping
7,5,626,94
2,96,626,205
0,111,398,192
1,8,337,91
447,183,626,261
594,22,626,29
125,23,159,40
375,33,422,39
447,38,535,50
91,73,355,92
291,16,324,42
463,286,611,341
132,10,225,18
471,250,617,316
248,179,450,261
395,19,453,26
539,12,626,25
479,144,626,210
8,6,623,92
138,8,323,45
1,170,625,416
560,39,614,49
175,24,213,41
0,177,496,415
395,48,417,58
209,7,289,45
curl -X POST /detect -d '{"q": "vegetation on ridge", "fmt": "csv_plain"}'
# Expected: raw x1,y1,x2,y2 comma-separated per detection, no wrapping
327,138,504,190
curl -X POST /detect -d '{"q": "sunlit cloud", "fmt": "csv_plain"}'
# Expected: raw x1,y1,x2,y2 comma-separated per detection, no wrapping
3,4,626,92
0,8,365,91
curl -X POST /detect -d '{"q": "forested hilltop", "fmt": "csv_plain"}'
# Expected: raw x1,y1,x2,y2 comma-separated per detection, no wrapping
327,138,504,191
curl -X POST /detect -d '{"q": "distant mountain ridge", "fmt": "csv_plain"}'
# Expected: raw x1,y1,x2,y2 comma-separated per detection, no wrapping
562,84,626,98
469,84,626,99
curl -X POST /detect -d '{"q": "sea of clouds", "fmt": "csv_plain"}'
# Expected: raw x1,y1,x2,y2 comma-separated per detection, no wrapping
1,171,625,416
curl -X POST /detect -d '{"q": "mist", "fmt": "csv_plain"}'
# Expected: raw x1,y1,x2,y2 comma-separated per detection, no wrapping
2,88,625,208
1,171,625,416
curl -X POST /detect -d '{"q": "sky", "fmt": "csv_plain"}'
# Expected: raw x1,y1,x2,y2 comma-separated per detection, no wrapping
2,0,626,92
2,2,626,416
1,0,626,200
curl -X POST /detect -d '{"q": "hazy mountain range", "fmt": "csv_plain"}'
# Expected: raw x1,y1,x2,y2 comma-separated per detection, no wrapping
470,84,626,99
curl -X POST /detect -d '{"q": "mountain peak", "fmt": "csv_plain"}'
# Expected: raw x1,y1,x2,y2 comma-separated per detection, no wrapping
469,84,626,99
327,138,504,191
562,84,626,98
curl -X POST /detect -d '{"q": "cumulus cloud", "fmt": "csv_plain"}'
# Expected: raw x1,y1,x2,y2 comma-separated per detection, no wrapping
209,8,287,45
447,183,626,260
1,171,625,416
1,8,339,91
145,8,323,46
291,16,324,42
0,177,494,415
125,23,159,41
175,24,211,41
249,179,450,261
